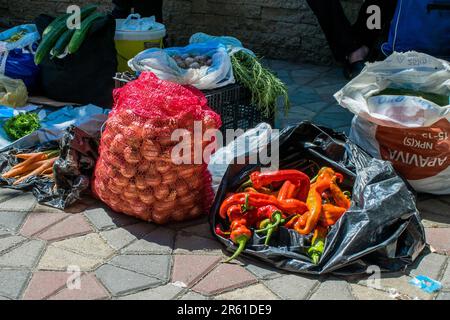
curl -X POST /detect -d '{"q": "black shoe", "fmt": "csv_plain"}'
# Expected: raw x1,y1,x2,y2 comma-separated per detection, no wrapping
343,60,366,80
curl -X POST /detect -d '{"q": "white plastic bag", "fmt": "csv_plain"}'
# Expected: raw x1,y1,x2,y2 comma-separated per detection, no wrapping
335,51,450,194
116,14,156,31
128,41,235,90
208,123,279,193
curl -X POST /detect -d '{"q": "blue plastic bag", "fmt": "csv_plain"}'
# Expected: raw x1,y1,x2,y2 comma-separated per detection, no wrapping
382,0,450,59
0,25,40,91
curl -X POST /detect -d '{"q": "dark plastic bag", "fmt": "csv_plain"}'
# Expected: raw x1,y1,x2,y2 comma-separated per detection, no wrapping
0,126,99,209
209,122,426,275
34,14,117,107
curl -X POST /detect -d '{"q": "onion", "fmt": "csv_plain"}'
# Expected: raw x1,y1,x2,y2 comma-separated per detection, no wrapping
154,184,169,200
124,146,141,164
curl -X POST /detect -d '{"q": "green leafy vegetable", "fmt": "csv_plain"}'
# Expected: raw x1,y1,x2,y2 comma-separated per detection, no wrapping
3,113,41,140
231,51,290,117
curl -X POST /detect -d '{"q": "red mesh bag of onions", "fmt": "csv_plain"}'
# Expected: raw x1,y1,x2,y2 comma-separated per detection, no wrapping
92,72,221,224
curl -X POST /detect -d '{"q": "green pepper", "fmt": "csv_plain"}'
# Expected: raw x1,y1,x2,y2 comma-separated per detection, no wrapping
307,226,327,264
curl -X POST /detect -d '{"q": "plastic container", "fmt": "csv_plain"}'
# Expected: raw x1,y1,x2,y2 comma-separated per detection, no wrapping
114,15,166,72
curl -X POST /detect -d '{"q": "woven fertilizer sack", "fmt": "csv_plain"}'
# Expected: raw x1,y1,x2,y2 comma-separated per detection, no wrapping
335,52,450,194
92,72,221,224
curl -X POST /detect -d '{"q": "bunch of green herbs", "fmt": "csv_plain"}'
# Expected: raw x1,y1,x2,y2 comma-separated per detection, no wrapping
231,51,290,117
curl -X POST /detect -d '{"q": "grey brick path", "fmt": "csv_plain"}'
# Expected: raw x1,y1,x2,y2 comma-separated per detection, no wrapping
0,60,448,300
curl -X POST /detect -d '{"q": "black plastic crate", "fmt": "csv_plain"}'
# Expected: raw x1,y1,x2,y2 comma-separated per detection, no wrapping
113,73,275,133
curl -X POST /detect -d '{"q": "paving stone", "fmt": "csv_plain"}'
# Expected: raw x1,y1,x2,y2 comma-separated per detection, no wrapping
192,263,257,296
109,254,171,281
244,260,281,280
174,234,224,255
48,273,109,300
84,206,139,231
407,252,447,280
100,228,140,251
0,192,36,212
179,291,208,300
122,227,175,254
214,284,279,300
182,222,215,240
0,239,45,268
264,274,318,300
0,211,30,233
37,214,93,241
310,279,355,300
0,269,31,299
0,188,23,202
0,229,9,238
358,273,435,300
425,228,450,255
38,246,104,271
52,233,115,259
118,283,183,300
441,261,450,289
0,235,26,253
417,199,450,217
32,203,67,214
171,255,221,288
95,264,162,296
22,271,70,300
350,284,395,300
436,292,450,300
100,222,157,250
20,212,68,237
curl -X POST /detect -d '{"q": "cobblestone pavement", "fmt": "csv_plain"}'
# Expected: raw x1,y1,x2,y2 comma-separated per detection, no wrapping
0,61,449,300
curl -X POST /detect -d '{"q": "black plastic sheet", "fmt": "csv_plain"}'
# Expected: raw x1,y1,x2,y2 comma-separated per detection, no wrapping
0,126,99,209
209,122,426,275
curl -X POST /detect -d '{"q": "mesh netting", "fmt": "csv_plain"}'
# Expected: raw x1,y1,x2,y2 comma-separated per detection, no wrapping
92,72,221,224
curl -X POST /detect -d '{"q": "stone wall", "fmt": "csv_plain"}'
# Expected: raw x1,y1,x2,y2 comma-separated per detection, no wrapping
1,0,363,64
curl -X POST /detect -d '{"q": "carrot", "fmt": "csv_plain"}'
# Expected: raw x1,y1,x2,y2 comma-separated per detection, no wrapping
12,150,59,170
2,159,49,178
42,168,53,175
13,157,57,185
15,154,35,160
12,152,46,169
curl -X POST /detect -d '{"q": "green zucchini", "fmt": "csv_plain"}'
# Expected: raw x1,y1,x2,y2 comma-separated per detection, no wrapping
42,14,70,38
68,12,105,54
50,5,99,58
34,21,68,65
50,28,75,58
42,4,97,38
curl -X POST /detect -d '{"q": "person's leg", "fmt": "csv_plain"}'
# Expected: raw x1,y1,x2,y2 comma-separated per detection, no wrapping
352,0,398,59
306,0,362,63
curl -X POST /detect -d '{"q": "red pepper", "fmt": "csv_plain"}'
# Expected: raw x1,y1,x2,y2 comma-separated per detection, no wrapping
330,176,351,209
220,192,307,219
249,170,310,201
225,224,252,263
254,205,284,245
319,204,347,227
215,224,230,238
226,204,244,221
277,180,300,201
